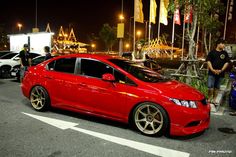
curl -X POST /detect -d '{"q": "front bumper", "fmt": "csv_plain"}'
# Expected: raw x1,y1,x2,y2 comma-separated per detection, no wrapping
168,102,210,136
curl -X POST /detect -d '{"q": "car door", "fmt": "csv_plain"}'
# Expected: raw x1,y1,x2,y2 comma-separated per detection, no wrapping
44,57,79,108
74,58,136,120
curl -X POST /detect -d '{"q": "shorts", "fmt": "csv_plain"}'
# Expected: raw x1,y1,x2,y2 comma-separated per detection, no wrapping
207,74,223,89
20,66,28,80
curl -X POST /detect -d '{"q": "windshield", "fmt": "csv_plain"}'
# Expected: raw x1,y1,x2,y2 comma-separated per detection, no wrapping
0,53,17,59
109,59,170,83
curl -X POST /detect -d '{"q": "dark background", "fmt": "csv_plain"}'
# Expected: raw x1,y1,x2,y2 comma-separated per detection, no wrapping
0,0,235,50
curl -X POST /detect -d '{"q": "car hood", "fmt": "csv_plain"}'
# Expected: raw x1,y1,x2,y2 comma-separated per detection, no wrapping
146,80,204,100
0,59,18,65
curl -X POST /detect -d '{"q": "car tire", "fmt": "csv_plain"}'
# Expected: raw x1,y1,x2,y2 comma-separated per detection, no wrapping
0,65,11,78
30,86,50,111
132,102,169,136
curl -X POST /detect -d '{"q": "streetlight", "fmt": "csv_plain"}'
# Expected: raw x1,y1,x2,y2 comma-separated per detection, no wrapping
118,13,124,56
91,44,96,53
118,0,124,56
136,30,142,41
119,14,124,22
125,43,130,51
17,23,22,33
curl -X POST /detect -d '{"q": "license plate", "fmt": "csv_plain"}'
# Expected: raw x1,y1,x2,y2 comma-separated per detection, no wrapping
11,72,16,76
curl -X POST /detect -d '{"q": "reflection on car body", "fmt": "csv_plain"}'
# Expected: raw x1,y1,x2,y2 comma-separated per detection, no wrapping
21,54,210,137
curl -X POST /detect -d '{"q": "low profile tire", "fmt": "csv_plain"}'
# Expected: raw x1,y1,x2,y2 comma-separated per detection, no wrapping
132,102,169,136
30,86,50,111
0,66,11,78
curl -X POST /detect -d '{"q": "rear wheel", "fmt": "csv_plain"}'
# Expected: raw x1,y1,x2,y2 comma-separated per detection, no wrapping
30,86,50,111
132,102,169,136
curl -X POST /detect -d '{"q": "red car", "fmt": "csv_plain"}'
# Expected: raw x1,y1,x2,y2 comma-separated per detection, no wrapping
21,54,210,136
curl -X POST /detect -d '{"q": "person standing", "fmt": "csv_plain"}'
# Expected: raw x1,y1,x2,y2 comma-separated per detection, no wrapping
44,46,52,60
132,42,146,65
19,44,32,82
206,39,230,104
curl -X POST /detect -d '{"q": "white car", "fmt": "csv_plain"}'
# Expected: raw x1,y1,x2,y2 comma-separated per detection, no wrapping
0,52,40,78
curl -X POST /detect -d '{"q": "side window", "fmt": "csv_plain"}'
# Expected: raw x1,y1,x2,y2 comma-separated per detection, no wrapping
47,60,55,70
81,59,113,78
32,57,45,66
114,70,136,86
53,58,76,74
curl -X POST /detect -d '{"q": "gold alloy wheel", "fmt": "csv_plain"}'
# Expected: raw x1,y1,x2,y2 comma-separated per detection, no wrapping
134,103,164,135
30,86,46,110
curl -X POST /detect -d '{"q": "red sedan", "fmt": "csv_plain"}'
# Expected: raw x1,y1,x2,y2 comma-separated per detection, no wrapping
21,54,210,136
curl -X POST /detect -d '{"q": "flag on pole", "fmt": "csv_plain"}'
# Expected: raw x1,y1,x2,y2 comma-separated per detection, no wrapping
134,0,144,23
174,3,181,25
184,5,193,23
228,0,234,21
149,0,157,24
160,0,169,25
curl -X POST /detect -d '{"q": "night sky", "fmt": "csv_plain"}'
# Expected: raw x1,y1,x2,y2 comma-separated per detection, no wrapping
0,0,134,44
0,0,235,50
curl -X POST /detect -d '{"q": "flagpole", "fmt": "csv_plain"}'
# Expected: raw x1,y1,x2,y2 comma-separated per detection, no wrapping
223,0,230,40
157,0,161,42
148,0,151,52
133,0,136,52
181,22,185,60
157,0,161,55
171,15,175,60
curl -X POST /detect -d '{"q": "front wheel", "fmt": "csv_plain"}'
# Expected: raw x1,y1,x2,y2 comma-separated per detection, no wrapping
132,102,169,136
30,86,50,111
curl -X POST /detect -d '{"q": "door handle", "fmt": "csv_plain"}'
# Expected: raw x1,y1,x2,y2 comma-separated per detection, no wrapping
44,76,53,79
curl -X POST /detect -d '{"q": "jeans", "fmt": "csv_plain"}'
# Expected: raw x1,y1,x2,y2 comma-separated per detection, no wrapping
207,74,223,89
20,66,28,80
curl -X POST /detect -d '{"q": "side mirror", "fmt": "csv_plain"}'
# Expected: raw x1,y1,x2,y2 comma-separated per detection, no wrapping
102,73,115,82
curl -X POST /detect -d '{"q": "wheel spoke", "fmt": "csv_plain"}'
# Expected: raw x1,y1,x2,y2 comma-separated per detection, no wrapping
147,105,151,114
150,122,156,131
136,118,146,122
143,122,150,131
35,88,40,96
39,100,43,107
31,99,38,103
36,101,40,108
152,110,160,117
153,118,162,124
138,109,147,117
32,93,38,98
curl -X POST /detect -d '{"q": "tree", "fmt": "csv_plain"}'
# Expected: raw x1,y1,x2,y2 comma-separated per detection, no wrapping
0,24,9,50
169,0,225,83
99,24,117,51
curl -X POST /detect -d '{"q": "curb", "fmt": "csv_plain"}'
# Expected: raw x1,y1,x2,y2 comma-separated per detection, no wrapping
211,79,231,115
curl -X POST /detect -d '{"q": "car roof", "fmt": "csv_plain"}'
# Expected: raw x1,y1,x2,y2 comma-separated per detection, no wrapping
52,53,121,61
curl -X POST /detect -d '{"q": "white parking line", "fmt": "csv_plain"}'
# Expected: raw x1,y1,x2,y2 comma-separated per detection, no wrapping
22,112,190,157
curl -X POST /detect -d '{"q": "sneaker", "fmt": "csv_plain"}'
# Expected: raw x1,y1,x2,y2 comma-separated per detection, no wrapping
229,112,236,116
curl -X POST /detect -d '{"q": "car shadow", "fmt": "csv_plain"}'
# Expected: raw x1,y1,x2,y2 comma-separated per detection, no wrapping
50,107,130,130
166,131,205,140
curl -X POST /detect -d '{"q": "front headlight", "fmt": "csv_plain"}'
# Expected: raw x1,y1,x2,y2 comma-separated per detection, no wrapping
170,98,197,108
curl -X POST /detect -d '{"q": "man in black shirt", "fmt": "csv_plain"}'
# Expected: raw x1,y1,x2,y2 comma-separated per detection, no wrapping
206,39,230,104
19,44,32,82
